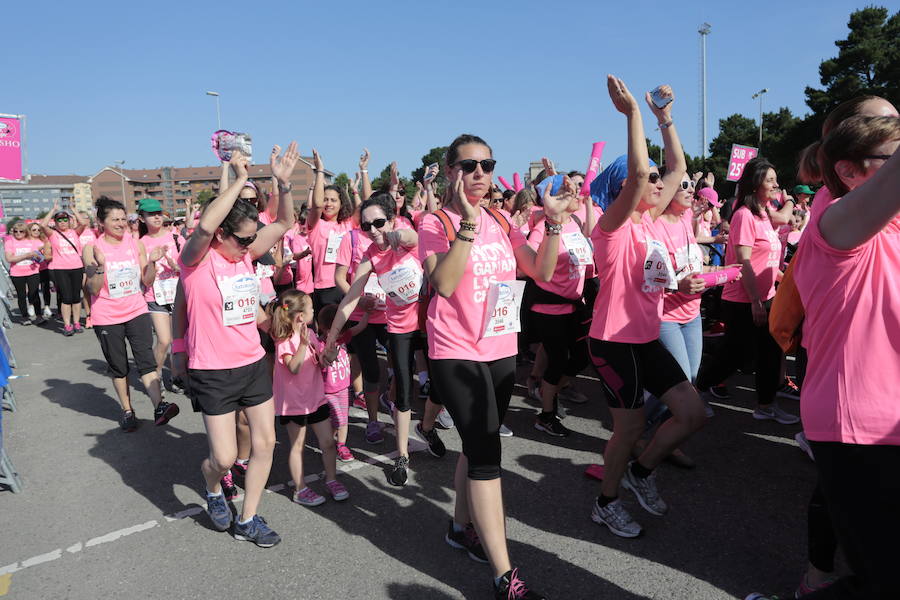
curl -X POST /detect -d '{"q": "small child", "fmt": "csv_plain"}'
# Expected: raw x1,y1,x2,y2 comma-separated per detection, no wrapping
268,290,349,506
317,304,370,462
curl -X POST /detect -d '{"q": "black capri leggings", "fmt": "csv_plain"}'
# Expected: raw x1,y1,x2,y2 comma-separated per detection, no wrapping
529,310,590,386
430,356,515,481
11,274,41,318
349,322,388,393
39,270,52,306
52,267,84,304
387,330,440,412
93,312,157,379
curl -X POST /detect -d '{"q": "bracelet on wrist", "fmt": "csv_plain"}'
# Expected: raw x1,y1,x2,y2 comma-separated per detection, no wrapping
458,220,477,233
278,181,293,193
456,233,475,243
360,169,368,173
544,221,563,235
658,119,674,129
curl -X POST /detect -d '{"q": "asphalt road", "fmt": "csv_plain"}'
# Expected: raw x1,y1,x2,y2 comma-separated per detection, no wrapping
0,318,822,599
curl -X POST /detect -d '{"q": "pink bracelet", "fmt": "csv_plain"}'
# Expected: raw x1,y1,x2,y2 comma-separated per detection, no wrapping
172,339,187,353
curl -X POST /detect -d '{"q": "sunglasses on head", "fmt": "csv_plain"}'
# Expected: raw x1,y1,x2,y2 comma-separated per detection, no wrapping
648,173,661,184
360,218,387,232
229,231,257,247
452,159,497,174
680,180,695,190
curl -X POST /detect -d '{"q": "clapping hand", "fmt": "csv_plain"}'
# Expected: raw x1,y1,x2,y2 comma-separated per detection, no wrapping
542,175,577,222
359,148,370,171
230,154,249,179
541,157,557,176
450,172,479,222
148,245,167,263
607,75,640,116
272,141,300,185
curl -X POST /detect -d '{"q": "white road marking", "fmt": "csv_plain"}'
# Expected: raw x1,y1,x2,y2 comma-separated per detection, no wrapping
20,550,61,569
85,521,159,548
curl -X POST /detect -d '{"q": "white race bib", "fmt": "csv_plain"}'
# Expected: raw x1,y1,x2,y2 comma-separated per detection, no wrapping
15,247,34,267
643,238,677,291
561,231,593,266
673,243,704,281
482,280,525,339
324,231,346,264
363,273,387,311
255,262,276,280
218,273,259,327
377,257,423,307
152,275,178,305
108,264,141,299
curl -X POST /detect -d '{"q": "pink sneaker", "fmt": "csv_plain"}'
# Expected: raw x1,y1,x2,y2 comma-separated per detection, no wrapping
796,574,836,597
293,487,325,507
352,392,367,410
336,443,355,462
325,480,349,501
221,471,238,500
73,322,83,333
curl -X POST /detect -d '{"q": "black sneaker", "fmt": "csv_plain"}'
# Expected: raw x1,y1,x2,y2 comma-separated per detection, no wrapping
494,569,547,599
233,515,281,548
153,401,180,426
534,412,570,437
445,520,488,563
388,455,409,486
206,492,232,531
120,410,138,432
415,423,446,458
708,385,731,399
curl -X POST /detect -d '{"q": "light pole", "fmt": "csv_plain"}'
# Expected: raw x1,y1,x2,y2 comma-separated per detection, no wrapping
751,88,769,147
206,91,221,130
114,160,127,208
698,23,711,160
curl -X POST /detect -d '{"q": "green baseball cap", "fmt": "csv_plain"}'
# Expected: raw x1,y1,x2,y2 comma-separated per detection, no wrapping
137,198,162,212
792,184,815,196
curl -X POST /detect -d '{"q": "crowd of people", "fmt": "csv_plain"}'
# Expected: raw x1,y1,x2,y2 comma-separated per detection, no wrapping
3,76,898,600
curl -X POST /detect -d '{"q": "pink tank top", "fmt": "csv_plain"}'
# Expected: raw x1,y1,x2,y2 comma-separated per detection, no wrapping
140,232,183,304
90,234,149,326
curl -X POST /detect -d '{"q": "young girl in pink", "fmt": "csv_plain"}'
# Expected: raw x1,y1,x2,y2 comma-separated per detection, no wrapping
269,290,349,507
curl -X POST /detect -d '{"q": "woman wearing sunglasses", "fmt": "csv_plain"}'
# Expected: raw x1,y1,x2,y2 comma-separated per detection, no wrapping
30,223,54,320
137,197,185,392
5,222,47,325
82,196,177,432
39,203,89,335
176,146,297,548
586,77,705,539
419,134,569,599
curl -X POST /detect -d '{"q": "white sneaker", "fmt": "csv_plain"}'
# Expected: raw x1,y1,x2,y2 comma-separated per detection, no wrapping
435,408,454,430
498,424,513,437
591,498,642,538
622,462,668,516
753,403,800,425
42,306,52,319
27,306,36,320
795,431,814,461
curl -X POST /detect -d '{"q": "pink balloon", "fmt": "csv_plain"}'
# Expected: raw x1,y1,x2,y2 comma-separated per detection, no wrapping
498,176,513,191
580,142,606,196
697,267,741,287
513,172,523,192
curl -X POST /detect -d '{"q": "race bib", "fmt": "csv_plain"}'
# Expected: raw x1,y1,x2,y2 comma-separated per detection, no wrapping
153,275,178,305
562,231,593,266
15,247,34,267
219,273,259,327
255,263,276,280
643,238,677,291
482,280,525,339
363,273,387,311
324,231,346,264
108,264,140,299
378,257,423,307
673,243,704,281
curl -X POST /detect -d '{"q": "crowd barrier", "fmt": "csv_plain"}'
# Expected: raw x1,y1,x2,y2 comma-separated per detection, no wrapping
0,241,24,493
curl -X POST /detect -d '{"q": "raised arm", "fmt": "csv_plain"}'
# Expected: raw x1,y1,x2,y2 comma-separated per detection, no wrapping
219,162,229,192
39,201,60,237
249,142,300,260
307,149,326,231
647,85,686,220
359,148,372,201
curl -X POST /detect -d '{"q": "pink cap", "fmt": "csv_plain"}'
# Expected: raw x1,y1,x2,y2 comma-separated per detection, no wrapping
698,187,721,208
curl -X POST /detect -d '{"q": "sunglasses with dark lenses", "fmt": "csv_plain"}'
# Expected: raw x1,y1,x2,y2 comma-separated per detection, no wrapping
55,216,69,222
680,180,695,190
360,218,387,232
648,173,661,184
864,154,892,161
453,159,497,174
163,221,173,227
229,232,258,247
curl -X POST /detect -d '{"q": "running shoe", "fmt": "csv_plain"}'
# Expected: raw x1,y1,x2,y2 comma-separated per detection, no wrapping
418,379,430,400
120,410,138,432
42,306,52,319
795,574,836,597
387,455,409,487
73,322,83,333
379,393,395,416
794,432,814,461
153,401,180,426
293,487,326,507
231,460,248,479
415,423,446,458
744,595,783,600
34,315,47,325
558,385,589,404
21,319,32,326
205,492,232,531
325,479,349,501
534,412,570,437
435,408,455,430
168,378,185,395
233,515,281,548
352,392,367,410
499,424,514,437
365,421,384,444
590,497,642,538
27,306,36,320
622,462,668,516
221,472,238,501
708,384,730,399
63,324,74,337
753,403,800,425
493,568,547,599
445,520,488,564
336,442,355,462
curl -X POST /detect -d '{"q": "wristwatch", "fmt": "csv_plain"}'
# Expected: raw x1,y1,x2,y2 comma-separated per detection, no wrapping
278,181,293,194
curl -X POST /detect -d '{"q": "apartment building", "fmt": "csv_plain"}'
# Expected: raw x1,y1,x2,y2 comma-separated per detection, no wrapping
0,175,90,221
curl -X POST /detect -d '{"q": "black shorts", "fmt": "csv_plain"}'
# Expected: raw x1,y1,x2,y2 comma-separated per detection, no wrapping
588,337,687,410
278,403,330,426
52,267,84,304
146,301,172,314
313,286,343,313
188,357,273,416
93,313,157,379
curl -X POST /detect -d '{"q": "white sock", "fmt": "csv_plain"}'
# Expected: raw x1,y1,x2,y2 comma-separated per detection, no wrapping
238,516,253,525
206,489,223,498
235,459,248,466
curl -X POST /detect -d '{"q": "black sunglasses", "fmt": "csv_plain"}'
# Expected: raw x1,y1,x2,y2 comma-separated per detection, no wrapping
452,159,497,174
163,221,173,227
360,218,387,232
648,173,661,184
864,154,892,161
229,232,257,247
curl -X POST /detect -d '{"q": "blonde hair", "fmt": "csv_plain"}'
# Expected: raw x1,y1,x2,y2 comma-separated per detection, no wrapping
266,289,312,342
820,115,900,197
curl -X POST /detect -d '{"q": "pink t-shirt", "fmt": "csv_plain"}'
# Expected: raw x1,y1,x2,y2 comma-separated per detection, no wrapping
527,218,587,315
179,250,265,370
89,234,149,326
336,230,387,326
364,243,423,333
658,216,704,324
323,338,351,394
795,189,900,445
79,228,97,248
273,332,326,416
49,229,83,270
257,211,274,226
140,233,183,304
589,213,666,343
274,233,294,286
721,206,781,303
308,217,354,289
291,233,314,294
7,238,44,276
418,208,526,361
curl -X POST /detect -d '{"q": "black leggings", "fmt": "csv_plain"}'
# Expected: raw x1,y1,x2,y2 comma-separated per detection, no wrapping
529,310,589,386
808,481,837,574
348,322,388,393
52,267,84,304
805,441,900,599
11,274,41,318
387,330,427,412
313,286,343,313
430,356,515,480
39,270,52,306
696,299,782,405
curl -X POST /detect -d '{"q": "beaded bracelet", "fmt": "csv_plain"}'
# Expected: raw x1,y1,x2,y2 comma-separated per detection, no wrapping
456,233,475,243
459,220,477,232
544,220,563,235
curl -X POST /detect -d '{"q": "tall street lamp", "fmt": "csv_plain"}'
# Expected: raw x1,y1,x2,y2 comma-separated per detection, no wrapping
206,91,221,130
114,160,127,208
751,88,769,147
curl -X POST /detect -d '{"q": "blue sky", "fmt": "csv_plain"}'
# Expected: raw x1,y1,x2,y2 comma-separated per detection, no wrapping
3,0,878,181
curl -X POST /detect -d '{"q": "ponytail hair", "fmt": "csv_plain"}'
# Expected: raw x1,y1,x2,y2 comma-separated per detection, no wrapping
96,195,125,223
797,141,823,184
266,289,312,342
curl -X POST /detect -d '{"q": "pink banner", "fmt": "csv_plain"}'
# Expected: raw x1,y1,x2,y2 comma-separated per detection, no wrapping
580,141,606,196
726,144,758,182
0,115,24,182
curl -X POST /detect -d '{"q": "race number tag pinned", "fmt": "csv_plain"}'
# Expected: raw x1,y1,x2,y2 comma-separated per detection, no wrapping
108,264,140,299
562,231,593,266
219,273,259,327
483,280,525,339
378,257,423,306
643,239,677,291
324,231,346,264
153,275,178,305
363,273,387,311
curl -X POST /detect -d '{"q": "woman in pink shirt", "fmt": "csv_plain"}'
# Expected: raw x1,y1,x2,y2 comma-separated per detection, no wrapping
82,197,177,432
419,134,567,599
586,78,705,540
5,221,47,325
695,158,799,425
29,222,54,320
39,204,88,335
78,214,98,328
175,146,298,548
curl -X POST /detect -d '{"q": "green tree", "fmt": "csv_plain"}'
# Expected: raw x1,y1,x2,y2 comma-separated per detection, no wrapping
332,172,351,193
196,188,215,206
5,217,24,230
